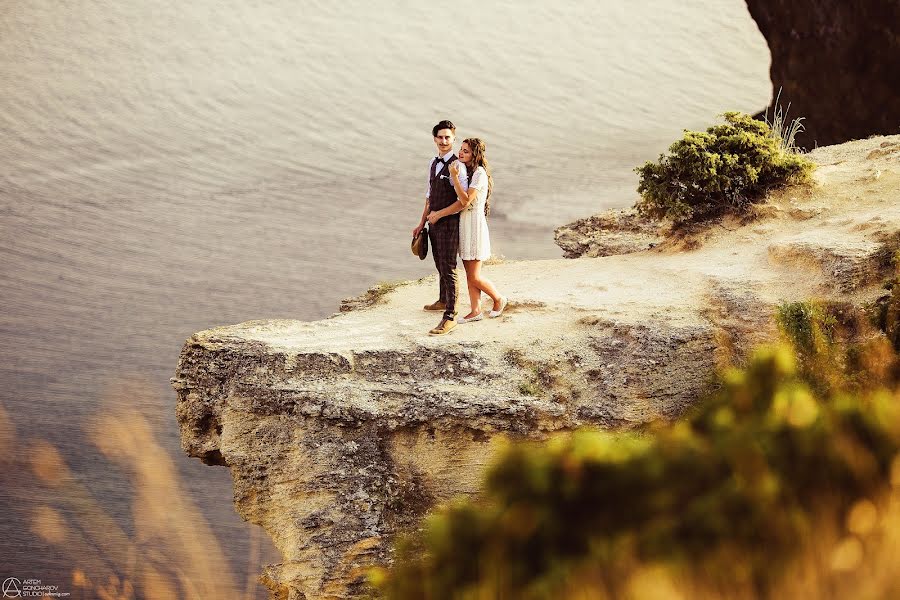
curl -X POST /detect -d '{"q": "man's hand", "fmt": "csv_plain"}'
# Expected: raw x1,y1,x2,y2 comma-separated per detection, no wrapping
427,211,441,225
449,160,460,176
413,223,425,238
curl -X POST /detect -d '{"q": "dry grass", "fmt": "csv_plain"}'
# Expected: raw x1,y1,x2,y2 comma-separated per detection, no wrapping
765,87,807,154
339,280,409,312
0,382,258,600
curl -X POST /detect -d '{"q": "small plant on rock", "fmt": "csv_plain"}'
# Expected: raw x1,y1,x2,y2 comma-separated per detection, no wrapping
765,88,806,154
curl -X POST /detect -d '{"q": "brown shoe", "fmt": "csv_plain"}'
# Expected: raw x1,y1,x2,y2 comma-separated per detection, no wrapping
423,300,447,311
428,318,457,336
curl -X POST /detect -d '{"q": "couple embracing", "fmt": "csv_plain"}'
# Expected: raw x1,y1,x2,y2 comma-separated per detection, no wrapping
412,120,507,336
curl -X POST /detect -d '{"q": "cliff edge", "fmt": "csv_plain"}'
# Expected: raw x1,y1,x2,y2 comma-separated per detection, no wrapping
172,136,900,600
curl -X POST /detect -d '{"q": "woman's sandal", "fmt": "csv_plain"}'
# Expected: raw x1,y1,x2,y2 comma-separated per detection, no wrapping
488,296,508,318
457,313,484,324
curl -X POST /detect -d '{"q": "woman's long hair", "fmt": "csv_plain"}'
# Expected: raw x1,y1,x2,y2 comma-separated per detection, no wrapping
462,137,493,216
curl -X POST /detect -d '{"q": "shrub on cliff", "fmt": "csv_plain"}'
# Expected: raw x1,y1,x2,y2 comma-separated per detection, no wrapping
635,112,815,226
775,275,900,397
373,342,900,599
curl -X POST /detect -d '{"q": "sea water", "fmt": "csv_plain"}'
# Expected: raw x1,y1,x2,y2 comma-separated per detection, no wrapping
0,1,769,595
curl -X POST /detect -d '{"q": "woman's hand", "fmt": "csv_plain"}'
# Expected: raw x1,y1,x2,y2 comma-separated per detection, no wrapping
427,211,442,225
449,160,460,177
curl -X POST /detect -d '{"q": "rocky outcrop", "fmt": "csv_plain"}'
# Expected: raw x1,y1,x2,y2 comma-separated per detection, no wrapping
745,0,900,147
173,136,900,599
553,208,664,258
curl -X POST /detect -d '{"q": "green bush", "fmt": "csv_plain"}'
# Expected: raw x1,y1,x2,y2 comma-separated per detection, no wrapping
775,298,900,396
776,301,836,354
635,112,815,225
373,343,900,600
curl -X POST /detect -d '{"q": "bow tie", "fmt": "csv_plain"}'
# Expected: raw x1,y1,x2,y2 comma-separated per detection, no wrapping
434,157,446,165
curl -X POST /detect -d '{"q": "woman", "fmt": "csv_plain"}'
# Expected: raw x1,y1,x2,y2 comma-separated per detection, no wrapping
427,138,507,323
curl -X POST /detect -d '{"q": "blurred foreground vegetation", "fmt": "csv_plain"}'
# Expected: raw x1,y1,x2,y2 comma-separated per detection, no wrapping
373,275,900,599
0,383,257,600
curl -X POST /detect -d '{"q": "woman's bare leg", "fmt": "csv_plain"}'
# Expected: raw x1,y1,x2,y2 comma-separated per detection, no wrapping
464,259,502,311
462,260,482,317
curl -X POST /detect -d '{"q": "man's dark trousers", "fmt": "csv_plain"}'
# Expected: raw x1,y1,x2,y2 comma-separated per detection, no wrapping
428,157,460,322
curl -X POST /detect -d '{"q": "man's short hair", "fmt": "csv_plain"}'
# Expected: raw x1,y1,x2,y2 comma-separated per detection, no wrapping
432,120,456,137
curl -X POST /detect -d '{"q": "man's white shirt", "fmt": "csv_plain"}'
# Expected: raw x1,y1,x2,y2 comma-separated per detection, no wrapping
425,150,468,199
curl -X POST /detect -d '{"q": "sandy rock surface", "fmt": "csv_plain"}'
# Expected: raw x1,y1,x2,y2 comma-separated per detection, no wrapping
173,135,900,599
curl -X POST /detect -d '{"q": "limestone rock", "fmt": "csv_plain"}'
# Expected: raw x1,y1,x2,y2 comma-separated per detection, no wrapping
173,135,900,599
553,208,664,258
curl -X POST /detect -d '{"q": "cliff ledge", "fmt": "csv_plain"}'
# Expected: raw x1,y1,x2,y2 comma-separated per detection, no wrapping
173,135,900,600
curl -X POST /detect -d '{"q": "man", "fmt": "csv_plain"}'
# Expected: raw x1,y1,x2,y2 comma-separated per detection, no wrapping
413,120,468,335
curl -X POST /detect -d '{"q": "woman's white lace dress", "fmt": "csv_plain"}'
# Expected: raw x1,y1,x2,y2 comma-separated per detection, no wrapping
458,166,491,260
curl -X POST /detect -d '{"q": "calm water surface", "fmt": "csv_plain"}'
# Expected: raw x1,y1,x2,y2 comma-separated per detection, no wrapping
0,1,770,595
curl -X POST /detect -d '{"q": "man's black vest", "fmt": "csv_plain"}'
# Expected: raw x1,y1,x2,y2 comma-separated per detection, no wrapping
428,156,461,215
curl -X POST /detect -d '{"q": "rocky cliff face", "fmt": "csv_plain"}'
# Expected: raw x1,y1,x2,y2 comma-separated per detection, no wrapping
745,0,900,147
173,136,900,600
